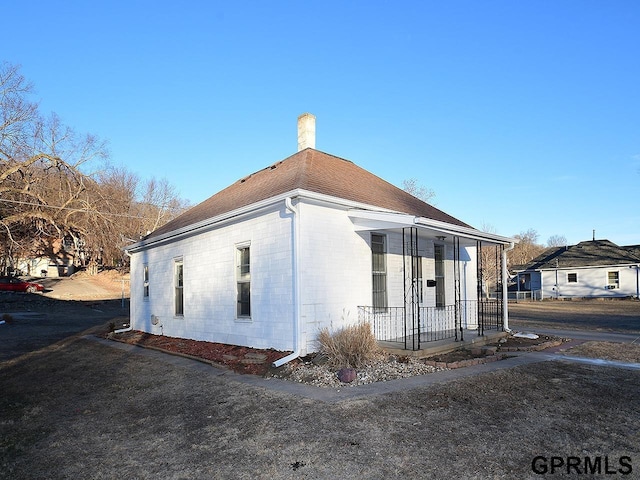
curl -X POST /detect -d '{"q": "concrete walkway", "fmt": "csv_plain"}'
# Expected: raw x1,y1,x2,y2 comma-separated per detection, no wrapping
511,326,640,344
89,334,640,404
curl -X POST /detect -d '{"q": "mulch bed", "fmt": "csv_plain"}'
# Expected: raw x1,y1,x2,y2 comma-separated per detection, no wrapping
103,331,568,377
103,331,290,375
492,334,567,352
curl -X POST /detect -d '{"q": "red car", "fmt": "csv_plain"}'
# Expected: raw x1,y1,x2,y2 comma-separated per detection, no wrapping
0,276,45,293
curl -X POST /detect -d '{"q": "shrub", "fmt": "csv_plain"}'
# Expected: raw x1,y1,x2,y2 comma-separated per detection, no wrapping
317,322,380,368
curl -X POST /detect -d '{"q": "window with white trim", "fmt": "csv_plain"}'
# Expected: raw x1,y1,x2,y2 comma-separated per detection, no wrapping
236,244,251,317
371,234,387,311
143,264,149,298
607,271,619,289
174,259,184,316
434,244,445,307
413,255,424,304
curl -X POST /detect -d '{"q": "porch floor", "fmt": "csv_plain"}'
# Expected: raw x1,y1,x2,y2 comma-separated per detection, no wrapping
378,329,508,358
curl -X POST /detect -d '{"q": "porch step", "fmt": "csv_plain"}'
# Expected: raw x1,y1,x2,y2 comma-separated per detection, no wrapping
380,330,508,359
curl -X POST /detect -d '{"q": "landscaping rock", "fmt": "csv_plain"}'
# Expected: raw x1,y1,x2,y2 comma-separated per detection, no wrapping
482,346,498,355
337,367,357,383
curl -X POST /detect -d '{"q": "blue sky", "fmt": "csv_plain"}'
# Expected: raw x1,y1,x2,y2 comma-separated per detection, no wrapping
5,1,640,246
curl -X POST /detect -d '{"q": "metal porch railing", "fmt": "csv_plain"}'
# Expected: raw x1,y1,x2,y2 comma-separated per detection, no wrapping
358,300,503,350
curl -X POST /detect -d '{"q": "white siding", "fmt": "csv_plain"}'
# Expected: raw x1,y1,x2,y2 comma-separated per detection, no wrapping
296,201,371,353
130,204,294,351
130,198,485,354
540,265,638,298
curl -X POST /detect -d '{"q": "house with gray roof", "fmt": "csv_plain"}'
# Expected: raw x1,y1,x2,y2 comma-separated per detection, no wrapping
512,239,640,300
125,114,515,362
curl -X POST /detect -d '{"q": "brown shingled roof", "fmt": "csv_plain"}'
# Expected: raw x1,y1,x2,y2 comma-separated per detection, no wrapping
147,148,471,239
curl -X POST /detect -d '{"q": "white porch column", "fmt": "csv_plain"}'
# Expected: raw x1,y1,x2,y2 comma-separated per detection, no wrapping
502,242,515,331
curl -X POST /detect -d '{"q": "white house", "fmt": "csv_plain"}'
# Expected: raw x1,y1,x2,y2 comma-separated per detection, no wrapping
513,239,640,300
126,114,515,362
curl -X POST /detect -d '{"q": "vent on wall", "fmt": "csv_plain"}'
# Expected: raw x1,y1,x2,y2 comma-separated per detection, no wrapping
151,314,163,335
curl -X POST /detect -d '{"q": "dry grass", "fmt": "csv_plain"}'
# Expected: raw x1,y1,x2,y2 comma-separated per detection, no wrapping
2,339,639,479
317,322,381,368
564,340,640,363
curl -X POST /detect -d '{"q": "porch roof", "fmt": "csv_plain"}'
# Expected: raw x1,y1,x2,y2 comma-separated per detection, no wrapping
348,210,515,247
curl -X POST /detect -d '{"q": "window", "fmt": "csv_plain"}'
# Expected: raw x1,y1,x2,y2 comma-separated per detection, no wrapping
143,265,149,298
236,245,251,317
371,234,387,311
567,273,577,283
174,259,183,316
413,256,424,304
434,244,445,307
607,271,619,289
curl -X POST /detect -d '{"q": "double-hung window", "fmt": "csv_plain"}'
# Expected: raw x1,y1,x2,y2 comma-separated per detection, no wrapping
413,256,424,304
174,259,184,316
434,244,445,307
371,234,387,311
607,271,619,289
236,244,251,318
143,265,149,298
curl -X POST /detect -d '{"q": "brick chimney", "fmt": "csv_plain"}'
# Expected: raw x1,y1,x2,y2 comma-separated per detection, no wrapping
297,113,316,151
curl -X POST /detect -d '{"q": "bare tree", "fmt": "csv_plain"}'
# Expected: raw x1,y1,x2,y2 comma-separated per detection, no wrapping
0,62,38,159
0,63,188,274
547,234,567,247
0,111,109,273
402,178,435,203
477,223,501,297
137,177,190,234
508,229,545,267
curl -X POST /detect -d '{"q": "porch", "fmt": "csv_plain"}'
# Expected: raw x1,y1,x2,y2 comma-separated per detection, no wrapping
358,300,505,352
349,210,514,353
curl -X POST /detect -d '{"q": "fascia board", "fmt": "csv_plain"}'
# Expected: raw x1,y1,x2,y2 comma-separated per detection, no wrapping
125,188,395,253
348,210,515,245
126,190,301,252
414,217,516,245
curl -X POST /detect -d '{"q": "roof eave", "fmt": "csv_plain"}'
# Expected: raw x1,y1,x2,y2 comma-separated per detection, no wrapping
125,189,515,253
348,210,516,245
514,262,640,272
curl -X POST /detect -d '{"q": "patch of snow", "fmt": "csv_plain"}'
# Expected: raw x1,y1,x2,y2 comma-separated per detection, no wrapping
513,332,539,339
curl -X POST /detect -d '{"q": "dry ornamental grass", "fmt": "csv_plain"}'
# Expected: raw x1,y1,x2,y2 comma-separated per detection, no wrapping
316,322,380,368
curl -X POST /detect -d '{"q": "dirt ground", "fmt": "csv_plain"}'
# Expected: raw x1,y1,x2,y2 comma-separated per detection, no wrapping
1,281,640,479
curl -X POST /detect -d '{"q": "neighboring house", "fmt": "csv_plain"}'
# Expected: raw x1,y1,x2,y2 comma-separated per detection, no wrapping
126,114,515,359
512,239,640,300
15,236,77,277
